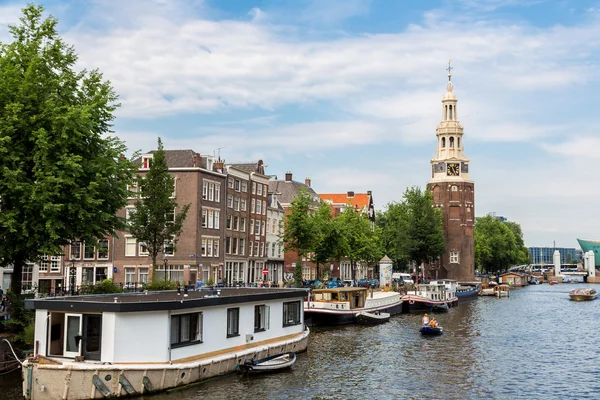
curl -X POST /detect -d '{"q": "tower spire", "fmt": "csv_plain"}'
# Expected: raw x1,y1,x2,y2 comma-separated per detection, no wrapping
446,59,453,81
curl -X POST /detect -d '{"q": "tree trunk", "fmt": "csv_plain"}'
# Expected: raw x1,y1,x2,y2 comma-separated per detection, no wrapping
11,254,24,295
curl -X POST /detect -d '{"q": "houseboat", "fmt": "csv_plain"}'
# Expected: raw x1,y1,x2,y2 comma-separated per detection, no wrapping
480,283,510,297
22,287,309,400
401,283,458,313
455,282,481,300
479,282,498,296
304,287,403,326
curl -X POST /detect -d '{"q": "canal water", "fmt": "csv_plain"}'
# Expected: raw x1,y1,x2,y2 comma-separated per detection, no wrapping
2,284,599,399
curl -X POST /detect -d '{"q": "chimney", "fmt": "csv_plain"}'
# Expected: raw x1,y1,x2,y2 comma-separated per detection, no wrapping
347,191,355,198
214,159,224,171
305,178,311,187
367,190,372,196
193,153,201,168
285,172,292,182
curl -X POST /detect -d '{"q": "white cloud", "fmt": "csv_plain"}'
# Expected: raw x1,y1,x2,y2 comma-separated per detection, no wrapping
542,137,600,158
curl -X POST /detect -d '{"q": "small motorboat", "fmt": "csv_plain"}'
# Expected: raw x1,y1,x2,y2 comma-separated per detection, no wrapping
549,281,558,286
237,352,296,374
420,325,443,336
569,288,597,301
356,310,391,325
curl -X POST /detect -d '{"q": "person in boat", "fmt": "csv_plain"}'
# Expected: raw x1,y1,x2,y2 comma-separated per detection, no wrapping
422,313,430,326
428,318,438,328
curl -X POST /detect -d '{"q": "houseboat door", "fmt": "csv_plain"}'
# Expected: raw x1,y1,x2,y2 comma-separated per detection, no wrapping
82,314,102,361
63,313,82,358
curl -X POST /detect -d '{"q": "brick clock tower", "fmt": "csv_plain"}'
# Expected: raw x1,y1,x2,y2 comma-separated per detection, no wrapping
427,64,475,281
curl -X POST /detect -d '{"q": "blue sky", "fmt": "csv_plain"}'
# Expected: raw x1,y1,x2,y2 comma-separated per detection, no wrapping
2,0,600,248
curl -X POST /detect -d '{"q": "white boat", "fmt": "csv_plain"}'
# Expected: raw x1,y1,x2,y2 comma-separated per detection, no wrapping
237,352,296,374
355,311,391,325
569,288,597,301
304,287,402,326
494,284,510,298
479,281,498,296
401,283,458,312
22,287,309,400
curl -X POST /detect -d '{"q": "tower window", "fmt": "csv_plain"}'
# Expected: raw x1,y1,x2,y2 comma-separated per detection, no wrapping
450,251,459,264
451,186,458,191
449,137,455,148
449,105,453,120
457,137,461,149
441,137,446,148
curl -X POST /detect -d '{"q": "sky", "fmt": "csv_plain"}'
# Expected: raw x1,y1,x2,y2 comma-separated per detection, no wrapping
1,0,599,249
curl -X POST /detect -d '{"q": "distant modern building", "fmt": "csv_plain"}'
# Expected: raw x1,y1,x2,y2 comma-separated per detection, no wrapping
528,247,582,265
489,212,508,222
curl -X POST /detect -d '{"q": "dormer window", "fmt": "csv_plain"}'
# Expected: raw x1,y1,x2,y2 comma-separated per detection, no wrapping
142,155,153,169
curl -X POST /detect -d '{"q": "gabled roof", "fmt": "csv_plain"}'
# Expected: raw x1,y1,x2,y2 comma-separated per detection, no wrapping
319,193,370,210
269,179,319,206
228,160,266,175
135,150,196,168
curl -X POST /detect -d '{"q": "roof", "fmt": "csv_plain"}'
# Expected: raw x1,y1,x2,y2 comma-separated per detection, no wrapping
268,179,319,206
319,193,370,210
25,288,307,313
134,150,197,168
228,160,266,175
312,287,368,293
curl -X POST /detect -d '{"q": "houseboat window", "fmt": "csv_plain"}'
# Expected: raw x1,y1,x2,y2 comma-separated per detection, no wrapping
171,313,203,347
227,308,240,337
283,301,302,327
322,292,331,301
254,305,270,332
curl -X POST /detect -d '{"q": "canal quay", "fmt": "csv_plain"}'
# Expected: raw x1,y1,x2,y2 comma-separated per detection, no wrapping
3,284,599,400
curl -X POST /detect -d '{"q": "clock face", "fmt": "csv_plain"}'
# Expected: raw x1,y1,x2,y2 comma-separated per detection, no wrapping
447,163,460,176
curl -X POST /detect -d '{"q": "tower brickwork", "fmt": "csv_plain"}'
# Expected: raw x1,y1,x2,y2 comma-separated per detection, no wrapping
427,65,475,281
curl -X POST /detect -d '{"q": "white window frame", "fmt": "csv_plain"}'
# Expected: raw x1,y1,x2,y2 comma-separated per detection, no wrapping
257,184,262,196
227,195,233,208
97,239,109,260
139,242,149,256
125,237,137,257
450,251,459,264
164,239,175,256
215,183,221,202
209,182,215,201
241,199,247,211
138,268,149,284
241,181,247,192
202,181,208,200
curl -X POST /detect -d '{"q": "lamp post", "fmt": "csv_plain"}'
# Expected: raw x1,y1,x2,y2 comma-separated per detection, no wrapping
70,259,76,296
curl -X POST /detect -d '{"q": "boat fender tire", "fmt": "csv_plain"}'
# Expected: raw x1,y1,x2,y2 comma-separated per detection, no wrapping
409,300,415,305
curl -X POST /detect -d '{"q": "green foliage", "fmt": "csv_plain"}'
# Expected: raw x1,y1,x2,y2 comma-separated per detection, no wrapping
79,279,123,295
142,280,178,291
283,188,317,261
310,202,348,278
474,215,529,272
376,187,444,269
294,262,303,288
0,5,136,294
127,138,191,280
205,279,215,287
2,292,35,345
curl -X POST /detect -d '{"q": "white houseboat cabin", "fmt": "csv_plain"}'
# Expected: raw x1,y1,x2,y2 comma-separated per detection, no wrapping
23,287,309,400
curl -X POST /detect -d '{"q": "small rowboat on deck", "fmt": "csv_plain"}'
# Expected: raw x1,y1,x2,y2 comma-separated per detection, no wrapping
420,325,443,336
237,352,296,374
356,311,391,325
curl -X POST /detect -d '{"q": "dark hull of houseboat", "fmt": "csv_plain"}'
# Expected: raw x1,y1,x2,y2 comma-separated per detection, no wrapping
401,297,457,313
304,302,403,327
455,286,479,300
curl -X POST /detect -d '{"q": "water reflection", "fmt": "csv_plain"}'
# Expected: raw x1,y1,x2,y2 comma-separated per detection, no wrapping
2,285,599,399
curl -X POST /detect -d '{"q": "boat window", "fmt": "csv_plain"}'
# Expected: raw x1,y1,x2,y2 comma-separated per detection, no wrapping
323,292,331,301
171,312,203,346
314,293,323,301
283,301,302,327
331,293,338,301
226,308,240,337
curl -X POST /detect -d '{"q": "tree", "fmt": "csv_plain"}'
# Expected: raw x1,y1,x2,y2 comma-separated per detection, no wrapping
283,189,316,287
0,5,135,295
403,187,445,267
474,215,526,273
127,138,190,281
503,221,530,265
336,207,380,281
311,202,348,280
376,202,412,270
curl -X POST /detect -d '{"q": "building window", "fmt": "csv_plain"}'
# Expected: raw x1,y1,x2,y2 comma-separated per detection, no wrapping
241,181,247,192
164,239,174,256
156,264,184,283
139,242,149,256
263,200,267,215
255,220,260,235
125,268,135,285
227,195,233,208
252,182,256,194
127,181,139,199
251,199,255,214
240,217,246,232
22,264,33,291
257,184,262,196
208,182,215,201
228,177,234,188
202,209,208,228
451,185,458,192
97,239,109,260
138,268,149,284
171,313,203,347
70,240,82,260
254,305,270,332
214,210,220,229
256,200,262,215
214,240,219,257
250,219,254,234
241,199,247,211
215,183,221,202
264,185,268,196
249,241,253,257
225,237,231,254
260,242,265,257
233,216,239,231
125,238,137,256
283,301,302,327
232,237,238,255
208,210,214,229
202,181,208,200
125,207,135,221
450,251,459,264
240,238,245,256
272,243,276,257
227,308,240,337
227,215,232,230
142,155,153,168
234,179,240,191
254,242,259,257
234,197,240,211
83,242,95,259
